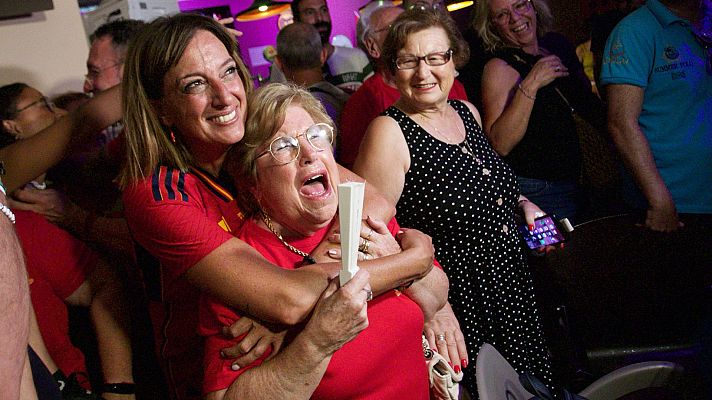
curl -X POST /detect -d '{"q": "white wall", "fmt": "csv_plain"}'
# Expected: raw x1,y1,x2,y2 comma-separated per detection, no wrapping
0,2,88,97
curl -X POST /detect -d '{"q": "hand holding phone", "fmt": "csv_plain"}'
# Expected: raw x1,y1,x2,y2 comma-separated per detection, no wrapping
518,214,568,250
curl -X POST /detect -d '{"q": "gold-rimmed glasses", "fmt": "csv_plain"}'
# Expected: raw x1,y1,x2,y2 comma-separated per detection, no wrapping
256,123,334,165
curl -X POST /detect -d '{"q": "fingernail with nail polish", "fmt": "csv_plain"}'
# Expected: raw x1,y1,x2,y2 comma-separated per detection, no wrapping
231,364,240,371
462,359,468,368
528,224,534,231
454,365,461,374
328,249,337,255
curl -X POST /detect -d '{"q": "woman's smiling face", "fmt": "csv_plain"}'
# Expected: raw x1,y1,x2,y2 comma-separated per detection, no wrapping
394,26,455,111
490,0,538,49
157,30,247,155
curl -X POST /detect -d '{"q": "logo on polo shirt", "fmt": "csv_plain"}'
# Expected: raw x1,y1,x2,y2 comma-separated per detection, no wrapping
664,46,679,61
604,38,628,65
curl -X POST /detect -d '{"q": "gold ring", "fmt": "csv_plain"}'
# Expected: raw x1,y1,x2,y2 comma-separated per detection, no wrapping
358,239,366,252
365,228,374,241
436,334,446,341
363,239,370,253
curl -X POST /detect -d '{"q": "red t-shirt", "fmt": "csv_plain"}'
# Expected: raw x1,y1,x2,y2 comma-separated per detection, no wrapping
14,209,97,382
199,218,430,399
337,73,469,169
122,166,245,400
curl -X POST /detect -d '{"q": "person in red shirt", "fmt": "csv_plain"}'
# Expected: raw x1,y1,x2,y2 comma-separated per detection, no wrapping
338,4,468,168
202,83,447,399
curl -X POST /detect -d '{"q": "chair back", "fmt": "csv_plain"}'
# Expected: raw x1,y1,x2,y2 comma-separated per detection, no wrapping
476,343,535,400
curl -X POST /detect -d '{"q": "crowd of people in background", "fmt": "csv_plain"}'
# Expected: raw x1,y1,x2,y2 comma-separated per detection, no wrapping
0,0,709,398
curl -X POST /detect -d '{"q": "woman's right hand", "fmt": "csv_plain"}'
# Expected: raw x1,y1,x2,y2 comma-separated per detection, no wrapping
521,55,569,94
302,270,371,356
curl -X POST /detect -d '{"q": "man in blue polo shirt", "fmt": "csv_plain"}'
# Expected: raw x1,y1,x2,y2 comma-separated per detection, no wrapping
601,0,711,232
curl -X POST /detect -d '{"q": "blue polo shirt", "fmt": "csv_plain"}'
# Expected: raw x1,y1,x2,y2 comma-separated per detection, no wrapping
600,0,712,214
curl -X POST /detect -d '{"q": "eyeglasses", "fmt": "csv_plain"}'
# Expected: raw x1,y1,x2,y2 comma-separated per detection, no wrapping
256,123,334,165
492,0,533,25
84,60,124,83
395,49,453,70
13,97,56,116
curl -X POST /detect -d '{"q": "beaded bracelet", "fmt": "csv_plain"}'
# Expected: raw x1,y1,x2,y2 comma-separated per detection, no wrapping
517,83,536,101
0,203,16,224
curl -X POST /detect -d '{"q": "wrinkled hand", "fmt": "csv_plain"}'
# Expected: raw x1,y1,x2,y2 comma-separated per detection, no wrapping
220,316,287,369
326,216,400,260
523,55,569,92
9,187,69,223
644,195,683,232
396,228,434,278
424,302,468,373
301,270,370,356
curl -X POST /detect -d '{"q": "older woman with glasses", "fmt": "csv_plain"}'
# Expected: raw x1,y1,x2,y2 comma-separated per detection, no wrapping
353,8,555,394
473,0,605,221
200,82,447,399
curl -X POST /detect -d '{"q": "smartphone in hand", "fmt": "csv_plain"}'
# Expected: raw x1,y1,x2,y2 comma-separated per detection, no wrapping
518,214,568,250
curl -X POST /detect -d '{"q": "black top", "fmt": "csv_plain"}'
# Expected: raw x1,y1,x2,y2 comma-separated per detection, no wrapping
492,32,603,181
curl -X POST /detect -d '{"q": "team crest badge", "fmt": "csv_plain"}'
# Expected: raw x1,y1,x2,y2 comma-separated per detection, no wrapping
664,46,679,61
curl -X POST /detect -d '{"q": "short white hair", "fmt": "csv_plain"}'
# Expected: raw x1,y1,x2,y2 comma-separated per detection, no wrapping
357,0,396,49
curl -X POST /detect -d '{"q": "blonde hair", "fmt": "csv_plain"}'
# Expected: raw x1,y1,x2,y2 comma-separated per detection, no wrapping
225,83,333,217
472,0,554,52
118,14,253,188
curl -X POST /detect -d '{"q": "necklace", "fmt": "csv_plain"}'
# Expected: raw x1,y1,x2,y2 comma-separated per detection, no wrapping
448,108,491,175
416,112,458,144
260,211,316,265
414,106,489,174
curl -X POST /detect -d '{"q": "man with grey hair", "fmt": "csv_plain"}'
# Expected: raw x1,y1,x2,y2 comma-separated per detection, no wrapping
337,3,468,168
276,22,349,123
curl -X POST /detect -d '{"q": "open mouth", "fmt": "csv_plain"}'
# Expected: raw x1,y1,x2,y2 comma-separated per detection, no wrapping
512,22,528,33
208,109,236,124
300,172,330,198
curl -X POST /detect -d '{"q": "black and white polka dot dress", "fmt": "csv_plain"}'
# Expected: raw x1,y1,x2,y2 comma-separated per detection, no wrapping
384,100,553,394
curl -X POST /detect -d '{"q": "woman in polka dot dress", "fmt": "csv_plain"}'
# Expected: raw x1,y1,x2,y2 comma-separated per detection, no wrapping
353,8,555,395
